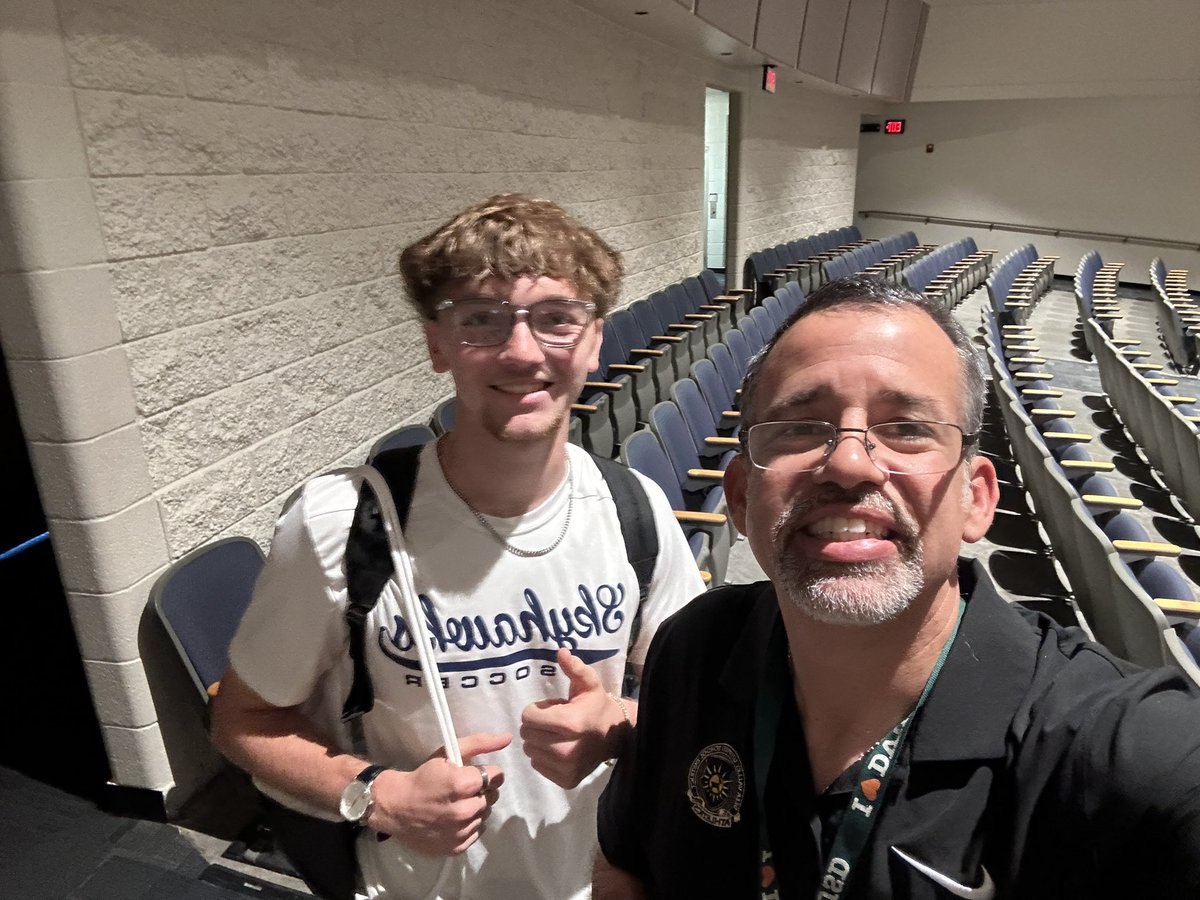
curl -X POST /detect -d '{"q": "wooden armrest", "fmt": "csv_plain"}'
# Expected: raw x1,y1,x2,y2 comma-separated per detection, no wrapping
1014,371,1054,380
1021,388,1064,398
571,403,598,413
1147,377,1180,385
1001,324,1033,330
1119,349,1151,357
684,313,714,321
1156,598,1200,616
1081,495,1142,510
1112,539,1180,558
1005,301,1032,309
1009,356,1046,364
1030,408,1074,418
687,468,726,480
584,381,623,390
674,510,727,525
609,363,646,373
1132,363,1164,371
669,322,700,331
207,682,221,698
1095,312,1122,320
628,349,665,358
722,410,742,419
1043,431,1092,442
699,305,727,312
1110,339,1141,346
699,569,712,585
651,334,685,343
1060,459,1115,471
1164,395,1197,404
704,436,742,446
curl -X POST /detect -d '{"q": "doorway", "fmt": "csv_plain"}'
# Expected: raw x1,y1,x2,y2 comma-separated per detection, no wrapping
703,87,731,276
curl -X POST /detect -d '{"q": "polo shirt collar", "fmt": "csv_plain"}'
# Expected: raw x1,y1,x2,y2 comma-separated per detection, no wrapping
907,558,1038,762
717,561,1036,763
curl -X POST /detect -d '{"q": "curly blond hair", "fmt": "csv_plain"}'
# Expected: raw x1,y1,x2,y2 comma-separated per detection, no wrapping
399,194,624,319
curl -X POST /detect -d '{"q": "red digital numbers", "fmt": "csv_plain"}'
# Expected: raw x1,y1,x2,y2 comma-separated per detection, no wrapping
884,119,906,134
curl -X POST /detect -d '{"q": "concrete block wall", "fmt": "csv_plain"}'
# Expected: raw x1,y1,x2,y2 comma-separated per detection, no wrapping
0,0,864,806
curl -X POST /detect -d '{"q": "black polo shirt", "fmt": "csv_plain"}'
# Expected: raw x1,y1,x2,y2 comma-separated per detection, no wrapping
598,560,1200,899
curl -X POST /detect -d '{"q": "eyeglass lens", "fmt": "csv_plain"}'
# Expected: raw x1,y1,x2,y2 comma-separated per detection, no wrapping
747,420,966,475
444,299,593,347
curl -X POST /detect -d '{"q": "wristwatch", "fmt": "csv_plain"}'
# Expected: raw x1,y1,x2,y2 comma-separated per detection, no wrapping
339,764,387,823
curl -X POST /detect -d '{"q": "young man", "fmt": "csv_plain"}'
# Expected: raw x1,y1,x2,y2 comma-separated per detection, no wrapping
212,194,705,899
595,276,1200,899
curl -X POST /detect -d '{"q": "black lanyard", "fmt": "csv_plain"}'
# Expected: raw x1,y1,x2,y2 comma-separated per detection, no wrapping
754,602,964,900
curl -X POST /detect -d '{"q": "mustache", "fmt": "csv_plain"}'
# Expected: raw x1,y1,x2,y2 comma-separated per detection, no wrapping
771,487,918,545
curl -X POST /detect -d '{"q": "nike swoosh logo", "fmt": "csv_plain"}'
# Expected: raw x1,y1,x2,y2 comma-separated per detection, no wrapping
891,846,996,900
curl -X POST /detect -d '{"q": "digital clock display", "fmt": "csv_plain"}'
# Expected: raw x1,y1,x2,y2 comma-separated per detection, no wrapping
884,119,906,134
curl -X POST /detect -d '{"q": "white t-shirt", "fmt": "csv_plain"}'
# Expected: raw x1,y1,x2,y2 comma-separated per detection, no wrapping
229,441,706,900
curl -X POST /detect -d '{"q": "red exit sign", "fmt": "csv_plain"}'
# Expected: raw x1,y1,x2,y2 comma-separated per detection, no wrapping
884,118,906,134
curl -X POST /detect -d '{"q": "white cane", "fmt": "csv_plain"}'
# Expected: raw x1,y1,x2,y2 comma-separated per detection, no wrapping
358,466,462,899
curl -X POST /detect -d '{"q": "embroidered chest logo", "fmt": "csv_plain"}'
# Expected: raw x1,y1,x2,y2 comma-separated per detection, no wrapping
687,742,746,828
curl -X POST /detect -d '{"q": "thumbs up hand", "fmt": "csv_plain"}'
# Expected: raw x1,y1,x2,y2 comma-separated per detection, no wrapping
519,648,635,789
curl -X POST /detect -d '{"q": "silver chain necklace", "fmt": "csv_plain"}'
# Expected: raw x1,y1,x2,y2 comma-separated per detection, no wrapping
437,439,573,558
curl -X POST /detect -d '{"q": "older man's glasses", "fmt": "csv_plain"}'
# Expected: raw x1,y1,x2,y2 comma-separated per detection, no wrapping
434,297,596,348
742,420,977,476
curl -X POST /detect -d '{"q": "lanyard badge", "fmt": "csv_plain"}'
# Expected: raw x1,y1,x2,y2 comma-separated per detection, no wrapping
756,602,964,900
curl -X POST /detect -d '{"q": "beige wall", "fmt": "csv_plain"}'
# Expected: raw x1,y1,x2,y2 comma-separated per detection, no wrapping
855,95,1200,285
0,0,863,805
914,0,1200,102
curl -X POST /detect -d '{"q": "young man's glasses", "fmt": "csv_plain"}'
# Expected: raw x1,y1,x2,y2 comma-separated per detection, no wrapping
741,420,977,476
434,298,597,348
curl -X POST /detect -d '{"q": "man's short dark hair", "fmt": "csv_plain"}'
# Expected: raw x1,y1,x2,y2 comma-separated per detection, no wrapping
738,276,986,450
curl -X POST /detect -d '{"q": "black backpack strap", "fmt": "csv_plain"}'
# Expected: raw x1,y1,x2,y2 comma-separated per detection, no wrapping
589,453,659,697
340,445,423,724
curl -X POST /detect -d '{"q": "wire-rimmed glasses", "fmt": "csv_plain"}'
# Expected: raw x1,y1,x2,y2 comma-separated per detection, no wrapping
741,420,977,475
434,297,596,348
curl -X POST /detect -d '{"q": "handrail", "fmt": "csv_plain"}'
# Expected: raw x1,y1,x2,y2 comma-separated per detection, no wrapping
858,210,1200,253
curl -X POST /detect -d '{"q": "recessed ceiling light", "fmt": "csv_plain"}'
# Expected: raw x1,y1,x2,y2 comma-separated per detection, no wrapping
634,9,648,14
720,51,733,56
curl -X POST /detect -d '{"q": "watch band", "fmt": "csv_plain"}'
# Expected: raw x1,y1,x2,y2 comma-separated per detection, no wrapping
355,764,387,787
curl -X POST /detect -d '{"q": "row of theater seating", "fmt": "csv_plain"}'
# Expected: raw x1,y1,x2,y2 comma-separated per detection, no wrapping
900,237,993,308
981,309,1200,683
1074,251,1125,356
1150,256,1199,374
819,231,935,283
744,224,869,297
986,243,1058,326
617,281,807,585
1088,317,1200,523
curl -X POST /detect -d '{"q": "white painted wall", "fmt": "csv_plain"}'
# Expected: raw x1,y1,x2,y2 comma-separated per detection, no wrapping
0,0,864,805
855,95,1200,285
914,0,1200,102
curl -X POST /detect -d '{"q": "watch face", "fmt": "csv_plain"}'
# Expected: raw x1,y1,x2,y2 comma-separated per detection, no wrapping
339,780,372,821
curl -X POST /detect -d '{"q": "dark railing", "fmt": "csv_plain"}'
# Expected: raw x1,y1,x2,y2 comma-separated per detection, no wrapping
858,210,1200,253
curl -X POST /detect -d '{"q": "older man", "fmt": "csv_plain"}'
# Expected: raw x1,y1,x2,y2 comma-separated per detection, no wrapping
595,276,1200,899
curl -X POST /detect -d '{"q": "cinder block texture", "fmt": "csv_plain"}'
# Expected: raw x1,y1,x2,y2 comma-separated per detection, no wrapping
29,423,154,519
0,82,89,180
101,721,172,792
50,497,170,595
0,178,108,273
6,348,137,441
83,658,157,728
0,0,70,85
66,568,164,662
0,267,122,360
0,0,861,806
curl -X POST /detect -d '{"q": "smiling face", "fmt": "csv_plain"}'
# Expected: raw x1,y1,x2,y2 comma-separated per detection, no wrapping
424,274,602,445
724,306,998,626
